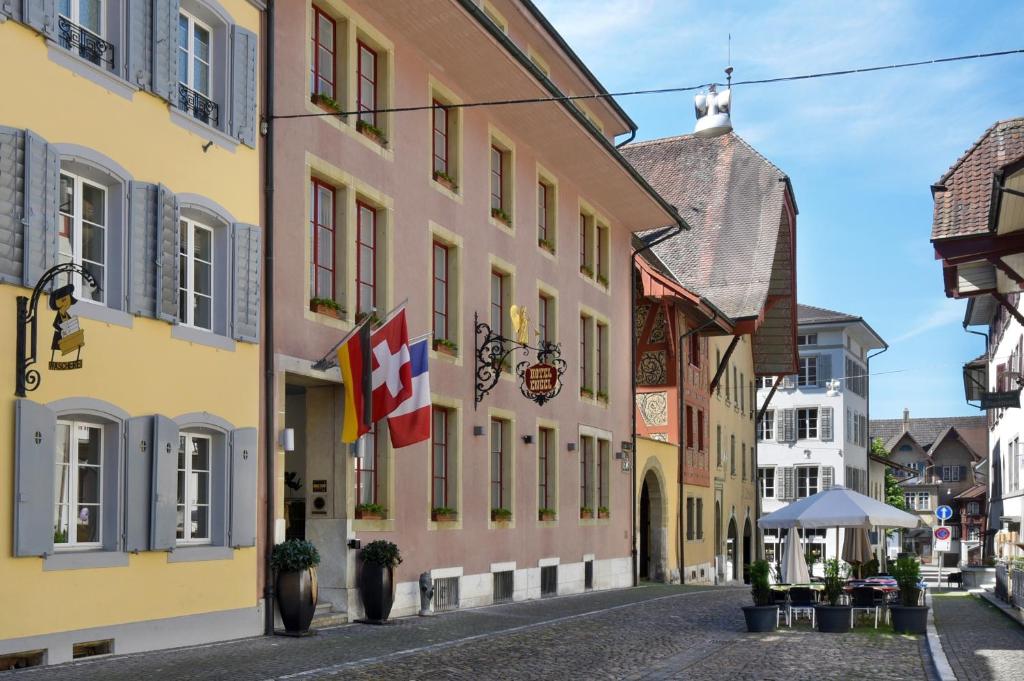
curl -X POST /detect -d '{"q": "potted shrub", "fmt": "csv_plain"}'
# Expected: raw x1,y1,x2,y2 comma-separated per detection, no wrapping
491,507,512,524
580,506,594,520
890,556,928,634
742,559,778,632
538,237,556,254
355,503,386,520
580,264,594,278
816,558,852,633
596,273,609,287
271,539,321,634
433,338,458,357
359,539,402,623
433,170,458,192
355,311,381,327
596,390,609,403
491,207,512,226
311,91,342,113
356,118,387,145
580,386,594,399
432,507,457,523
538,508,556,522
597,506,610,519
310,297,343,319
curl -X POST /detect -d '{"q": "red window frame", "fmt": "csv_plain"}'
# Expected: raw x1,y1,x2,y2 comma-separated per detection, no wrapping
355,425,380,505
579,213,590,272
580,437,592,509
598,439,608,509
432,99,448,176
357,40,378,127
432,407,448,509
311,6,336,98
432,240,449,340
580,316,590,390
538,427,551,510
310,179,335,300
538,182,549,242
490,145,504,212
685,405,694,447
697,410,705,452
596,322,605,393
538,293,550,344
491,418,505,510
356,201,377,316
595,224,603,277
490,269,506,337
689,333,700,367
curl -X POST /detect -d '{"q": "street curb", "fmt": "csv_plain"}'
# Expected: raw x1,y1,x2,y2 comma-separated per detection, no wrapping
925,592,957,681
976,590,1024,629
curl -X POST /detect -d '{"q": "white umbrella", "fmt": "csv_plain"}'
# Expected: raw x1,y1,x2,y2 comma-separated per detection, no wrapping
782,528,810,584
758,485,920,530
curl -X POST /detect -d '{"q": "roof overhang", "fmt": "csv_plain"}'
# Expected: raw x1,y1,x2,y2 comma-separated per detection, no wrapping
749,193,798,376
964,293,998,327
635,256,734,335
963,356,988,403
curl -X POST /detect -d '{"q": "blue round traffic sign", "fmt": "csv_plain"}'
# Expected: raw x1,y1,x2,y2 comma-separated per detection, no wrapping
934,526,951,541
935,505,953,521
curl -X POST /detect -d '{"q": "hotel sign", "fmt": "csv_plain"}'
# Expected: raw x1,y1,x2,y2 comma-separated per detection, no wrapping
980,390,1020,410
526,363,557,396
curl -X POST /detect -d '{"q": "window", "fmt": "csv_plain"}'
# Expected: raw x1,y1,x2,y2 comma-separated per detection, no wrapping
178,11,215,124
431,407,450,510
177,433,211,544
904,491,930,511
357,41,378,127
742,443,747,479
941,465,961,482
538,292,554,344
579,436,594,511
798,356,817,386
538,427,555,512
598,439,609,511
355,424,380,506
432,100,449,176
760,410,775,441
732,366,738,403
579,212,592,275
716,350,722,396
538,181,553,247
58,0,108,67
482,1,507,32
757,376,774,389
730,434,736,476
759,467,775,498
797,408,818,440
432,241,449,341
491,269,510,360
178,217,214,330
685,405,694,448
967,501,980,516
697,410,705,451
490,418,509,511
686,497,695,540
58,171,105,304
739,373,745,410
689,334,700,367
310,5,336,99
54,421,103,547
490,144,511,220
716,425,722,467
595,223,609,284
695,498,704,539
796,466,819,498
846,357,866,397
596,322,608,396
797,333,817,346
579,314,592,392
356,201,377,316
310,179,335,301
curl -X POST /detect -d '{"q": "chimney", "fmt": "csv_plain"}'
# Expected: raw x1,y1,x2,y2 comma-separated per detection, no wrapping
902,408,910,433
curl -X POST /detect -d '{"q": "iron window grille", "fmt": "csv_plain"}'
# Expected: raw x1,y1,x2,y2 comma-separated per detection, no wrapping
178,83,219,126
541,565,558,597
584,560,594,590
58,16,114,68
493,570,514,603
434,576,460,612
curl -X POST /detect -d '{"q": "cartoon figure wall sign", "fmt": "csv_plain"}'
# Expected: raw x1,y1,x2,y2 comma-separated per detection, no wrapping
49,283,85,371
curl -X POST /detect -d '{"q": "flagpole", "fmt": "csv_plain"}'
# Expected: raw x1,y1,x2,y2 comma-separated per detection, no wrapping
310,316,373,371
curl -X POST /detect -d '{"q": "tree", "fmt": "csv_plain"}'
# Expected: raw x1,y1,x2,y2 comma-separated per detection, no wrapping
870,437,905,510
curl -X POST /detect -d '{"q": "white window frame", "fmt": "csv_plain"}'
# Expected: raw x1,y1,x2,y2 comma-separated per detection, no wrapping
54,420,104,549
796,465,819,498
797,333,817,346
941,465,961,482
759,467,775,498
797,407,819,440
59,0,106,38
759,410,774,441
178,10,213,97
797,356,817,386
179,217,214,331
58,170,107,305
177,432,213,545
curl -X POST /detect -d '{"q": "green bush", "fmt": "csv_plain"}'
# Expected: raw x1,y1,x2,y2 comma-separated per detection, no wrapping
361,539,402,568
749,559,773,607
822,558,848,606
432,507,457,516
270,539,321,573
491,507,513,521
356,503,386,515
891,556,922,606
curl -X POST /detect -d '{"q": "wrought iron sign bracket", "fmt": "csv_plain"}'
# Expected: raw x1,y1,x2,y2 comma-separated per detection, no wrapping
474,312,566,409
15,263,98,397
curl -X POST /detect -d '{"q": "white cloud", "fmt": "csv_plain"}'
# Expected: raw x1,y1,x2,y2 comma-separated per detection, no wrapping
891,300,965,343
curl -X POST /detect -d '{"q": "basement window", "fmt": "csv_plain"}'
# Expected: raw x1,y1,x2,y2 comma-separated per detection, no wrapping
0,650,45,670
72,640,112,659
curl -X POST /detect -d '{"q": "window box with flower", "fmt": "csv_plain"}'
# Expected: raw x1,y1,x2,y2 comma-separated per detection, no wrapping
538,238,556,255
310,297,344,319
580,264,594,278
491,507,512,525
491,207,512,226
356,119,388,145
355,503,386,520
538,508,557,522
433,338,458,358
431,507,458,523
597,506,610,519
433,170,458,193
311,92,344,114
580,506,594,520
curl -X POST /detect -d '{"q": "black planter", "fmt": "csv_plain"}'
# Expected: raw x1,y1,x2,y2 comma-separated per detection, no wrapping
276,568,317,633
890,605,929,634
815,605,852,633
360,562,395,622
742,605,778,632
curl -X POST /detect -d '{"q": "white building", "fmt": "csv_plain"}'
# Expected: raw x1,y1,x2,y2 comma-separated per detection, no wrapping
757,304,887,569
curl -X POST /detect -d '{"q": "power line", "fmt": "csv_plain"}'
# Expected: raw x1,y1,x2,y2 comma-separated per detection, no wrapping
274,47,1024,121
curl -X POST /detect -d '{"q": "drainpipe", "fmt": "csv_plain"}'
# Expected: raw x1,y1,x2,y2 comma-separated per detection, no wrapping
615,127,637,149
865,343,887,569
962,322,990,556
261,0,276,636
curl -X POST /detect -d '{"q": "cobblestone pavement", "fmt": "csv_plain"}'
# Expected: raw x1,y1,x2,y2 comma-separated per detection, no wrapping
12,584,931,681
932,590,1024,680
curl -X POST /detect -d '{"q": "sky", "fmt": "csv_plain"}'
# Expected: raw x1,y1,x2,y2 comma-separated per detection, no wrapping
534,0,1024,419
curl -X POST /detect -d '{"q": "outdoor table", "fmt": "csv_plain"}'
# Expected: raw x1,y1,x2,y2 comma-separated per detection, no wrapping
769,583,824,591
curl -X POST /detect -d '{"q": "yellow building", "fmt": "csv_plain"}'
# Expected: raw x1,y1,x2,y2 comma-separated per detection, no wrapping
0,0,263,667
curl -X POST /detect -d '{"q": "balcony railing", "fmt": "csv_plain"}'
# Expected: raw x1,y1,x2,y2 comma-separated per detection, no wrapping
178,83,219,127
58,16,114,69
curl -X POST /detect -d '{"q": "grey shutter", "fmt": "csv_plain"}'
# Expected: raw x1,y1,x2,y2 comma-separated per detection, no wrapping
818,354,832,386
860,415,867,447
784,409,796,442
231,223,260,342
774,411,784,443
124,415,153,552
155,184,179,322
0,126,24,284
229,427,257,548
24,0,57,38
151,0,180,102
14,399,56,557
783,375,795,390
127,181,158,316
230,25,258,147
781,466,794,500
126,0,153,88
822,466,834,490
23,130,58,286
1,0,23,21
821,407,833,442
150,414,178,550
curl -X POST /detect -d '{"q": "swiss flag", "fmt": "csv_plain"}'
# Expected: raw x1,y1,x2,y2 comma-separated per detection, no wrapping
370,306,412,421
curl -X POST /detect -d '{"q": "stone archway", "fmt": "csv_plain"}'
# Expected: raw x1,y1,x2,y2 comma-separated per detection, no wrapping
743,517,753,584
640,468,668,581
715,500,723,581
727,517,739,582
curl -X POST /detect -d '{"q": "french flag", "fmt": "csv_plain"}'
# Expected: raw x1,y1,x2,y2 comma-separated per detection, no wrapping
387,337,431,447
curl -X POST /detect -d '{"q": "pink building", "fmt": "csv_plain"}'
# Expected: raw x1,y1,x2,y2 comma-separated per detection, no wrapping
265,0,682,620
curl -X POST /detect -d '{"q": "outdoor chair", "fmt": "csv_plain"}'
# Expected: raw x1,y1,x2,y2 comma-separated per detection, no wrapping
787,587,816,627
945,572,962,589
771,589,790,627
850,587,888,628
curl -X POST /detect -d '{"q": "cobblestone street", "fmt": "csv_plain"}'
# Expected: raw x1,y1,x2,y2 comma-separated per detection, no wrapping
932,591,1024,681
10,585,933,681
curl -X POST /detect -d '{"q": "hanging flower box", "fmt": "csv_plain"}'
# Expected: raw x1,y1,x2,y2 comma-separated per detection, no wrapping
491,508,512,525
310,297,343,319
431,507,458,523
491,207,512,226
433,170,458,192
538,508,557,522
580,507,594,520
538,238,556,255
597,506,610,519
355,503,386,520
433,338,458,357
311,92,343,114
356,118,387,145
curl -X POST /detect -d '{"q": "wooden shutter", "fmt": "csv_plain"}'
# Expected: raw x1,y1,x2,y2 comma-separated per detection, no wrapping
822,466,834,490
154,184,180,322
230,25,259,147
126,0,153,87
0,1,24,21
781,467,794,500
229,427,258,547
124,415,154,552
23,130,59,286
0,126,24,284
231,223,261,342
24,0,57,39
819,354,832,386
14,399,56,557
150,415,179,551
151,0,180,102
127,181,159,316
821,407,834,442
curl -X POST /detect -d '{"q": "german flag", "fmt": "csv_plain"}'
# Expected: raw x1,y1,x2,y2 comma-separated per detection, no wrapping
338,322,372,443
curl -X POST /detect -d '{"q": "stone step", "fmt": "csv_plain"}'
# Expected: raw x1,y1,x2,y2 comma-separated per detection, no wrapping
312,603,347,629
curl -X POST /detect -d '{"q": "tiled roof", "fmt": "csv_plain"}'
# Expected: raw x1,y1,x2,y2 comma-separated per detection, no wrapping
931,118,1024,241
955,484,986,500
869,416,987,456
798,304,861,324
621,132,790,320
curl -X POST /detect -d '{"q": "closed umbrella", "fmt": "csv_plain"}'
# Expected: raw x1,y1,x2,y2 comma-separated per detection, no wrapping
842,526,872,574
782,528,811,584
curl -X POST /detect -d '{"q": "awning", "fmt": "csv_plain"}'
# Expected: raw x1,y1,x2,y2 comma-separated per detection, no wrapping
963,356,987,402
